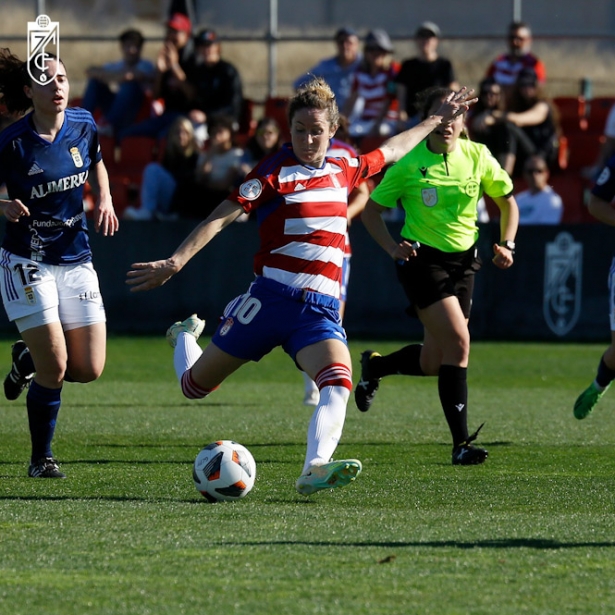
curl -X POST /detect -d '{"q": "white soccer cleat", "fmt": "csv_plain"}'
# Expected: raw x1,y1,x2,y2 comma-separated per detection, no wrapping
166,314,205,348
295,459,362,496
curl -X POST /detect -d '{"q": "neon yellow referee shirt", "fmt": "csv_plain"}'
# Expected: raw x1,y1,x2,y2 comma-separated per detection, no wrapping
371,138,513,252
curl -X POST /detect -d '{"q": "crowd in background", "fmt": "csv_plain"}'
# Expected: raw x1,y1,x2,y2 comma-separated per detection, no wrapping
0,9,605,225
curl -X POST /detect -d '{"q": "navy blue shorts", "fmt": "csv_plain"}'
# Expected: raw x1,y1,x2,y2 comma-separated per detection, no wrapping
212,277,346,362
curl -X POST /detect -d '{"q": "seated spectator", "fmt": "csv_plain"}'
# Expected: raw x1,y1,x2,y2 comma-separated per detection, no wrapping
343,29,400,140
486,21,547,108
515,154,563,224
583,103,615,180
498,68,560,177
293,27,362,111
187,28,244,147
240,117,282,174
466,77,515,175
123,116,200,221
119,13,195,141
395,22,458,127
81,29,155,136
193,115,245,219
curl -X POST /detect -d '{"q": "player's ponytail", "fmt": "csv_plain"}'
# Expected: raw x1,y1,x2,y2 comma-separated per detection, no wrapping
0,48,31,114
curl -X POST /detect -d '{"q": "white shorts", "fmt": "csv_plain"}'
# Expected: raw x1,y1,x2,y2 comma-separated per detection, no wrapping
0,249,106,333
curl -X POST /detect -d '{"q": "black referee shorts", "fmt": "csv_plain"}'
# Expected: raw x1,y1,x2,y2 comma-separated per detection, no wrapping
395,242,482,318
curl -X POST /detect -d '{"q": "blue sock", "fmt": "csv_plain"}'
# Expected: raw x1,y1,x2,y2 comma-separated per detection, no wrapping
26,381,62,462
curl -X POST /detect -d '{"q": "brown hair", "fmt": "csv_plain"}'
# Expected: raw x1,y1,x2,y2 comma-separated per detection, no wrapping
0,48,65,114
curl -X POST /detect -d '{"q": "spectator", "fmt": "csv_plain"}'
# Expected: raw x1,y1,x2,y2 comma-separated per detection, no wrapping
293,27,362,111
240,117,282,174
193,115,245,219
466,77,515,175
498,67,560,177
515,154,563,224
395,21,458,127
187,28,244,147
123,116,200,221
486,21,546,107
81,29,155,137
119,12,195,141
343,29,400,140
583,103,615,180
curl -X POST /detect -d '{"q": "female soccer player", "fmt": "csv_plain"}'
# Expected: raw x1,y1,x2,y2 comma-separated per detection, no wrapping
126,79,475,495
0,50,119,478
355,86,519,466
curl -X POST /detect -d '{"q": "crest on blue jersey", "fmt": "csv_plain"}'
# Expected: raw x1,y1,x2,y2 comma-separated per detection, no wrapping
27,15,60,86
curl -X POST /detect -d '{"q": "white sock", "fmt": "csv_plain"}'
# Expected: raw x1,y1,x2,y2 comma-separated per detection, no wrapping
173,332,203,383
301,371,320,404
302,385,349,474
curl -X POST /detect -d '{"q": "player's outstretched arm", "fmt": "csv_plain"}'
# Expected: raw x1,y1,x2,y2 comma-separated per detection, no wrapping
378,87,477,165
126,199,244,292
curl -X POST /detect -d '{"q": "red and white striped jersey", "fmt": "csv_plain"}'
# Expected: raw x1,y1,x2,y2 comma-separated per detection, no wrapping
229,144,385,298
486,53,546,87
327,138,362,258
351,63,400,122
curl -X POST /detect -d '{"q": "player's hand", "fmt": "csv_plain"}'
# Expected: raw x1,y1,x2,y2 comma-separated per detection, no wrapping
2,199,30,223
389,240,420,262
126,259,179,292
492,243,514,269
435,87,478,123
93,197,119,236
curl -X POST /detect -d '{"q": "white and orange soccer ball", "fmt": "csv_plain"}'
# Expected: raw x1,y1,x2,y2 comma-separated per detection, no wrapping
193,440,256,502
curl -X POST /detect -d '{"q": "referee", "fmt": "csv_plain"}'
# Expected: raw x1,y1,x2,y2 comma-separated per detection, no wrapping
355,86,519,466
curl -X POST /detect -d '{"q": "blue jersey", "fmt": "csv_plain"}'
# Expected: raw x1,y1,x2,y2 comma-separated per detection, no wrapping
0,108,101,265
592,154,615,204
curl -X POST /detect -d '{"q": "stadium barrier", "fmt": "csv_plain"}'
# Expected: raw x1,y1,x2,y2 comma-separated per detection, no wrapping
0,219,610,342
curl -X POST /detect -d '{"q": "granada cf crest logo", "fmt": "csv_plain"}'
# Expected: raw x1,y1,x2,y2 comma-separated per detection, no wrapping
27,15,60,86
543,232,582,336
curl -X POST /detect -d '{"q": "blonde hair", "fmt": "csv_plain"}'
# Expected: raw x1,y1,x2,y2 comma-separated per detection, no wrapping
288,77,339,129
165,116,198,159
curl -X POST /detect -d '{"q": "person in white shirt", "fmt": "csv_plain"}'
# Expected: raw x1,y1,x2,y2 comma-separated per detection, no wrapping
515,154,563,224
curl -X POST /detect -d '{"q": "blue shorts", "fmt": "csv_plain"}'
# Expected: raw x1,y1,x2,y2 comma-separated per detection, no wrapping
340,255,351,303
212,277,346,362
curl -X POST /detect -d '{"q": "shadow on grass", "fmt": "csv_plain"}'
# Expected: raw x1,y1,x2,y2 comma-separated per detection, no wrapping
224,537,615,549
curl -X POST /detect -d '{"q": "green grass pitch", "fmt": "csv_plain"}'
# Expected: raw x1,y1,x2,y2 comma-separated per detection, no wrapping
1,337,615,614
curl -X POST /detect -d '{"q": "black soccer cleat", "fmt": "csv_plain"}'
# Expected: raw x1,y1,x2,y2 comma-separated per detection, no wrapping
4,340,35,401
354,350,381,412
452,423,488,466
28,457,66,479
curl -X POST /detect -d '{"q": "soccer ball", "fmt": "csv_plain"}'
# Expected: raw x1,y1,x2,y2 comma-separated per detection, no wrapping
193,440,256,502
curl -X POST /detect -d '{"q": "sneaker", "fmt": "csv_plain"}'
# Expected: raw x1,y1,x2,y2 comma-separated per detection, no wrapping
452,423,488,466
354,350,381,412
574,382,610,420
166,314,205,348
28,457,66,478
295,459,362,495
4,340,35,401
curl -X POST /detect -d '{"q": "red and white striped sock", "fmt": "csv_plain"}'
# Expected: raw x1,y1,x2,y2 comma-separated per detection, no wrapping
180,369,218,400
303,363,352,473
